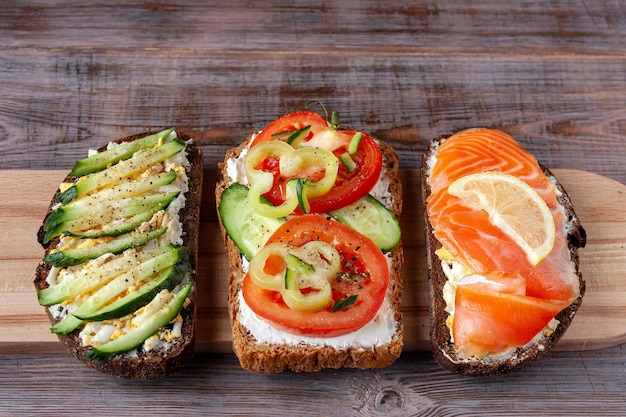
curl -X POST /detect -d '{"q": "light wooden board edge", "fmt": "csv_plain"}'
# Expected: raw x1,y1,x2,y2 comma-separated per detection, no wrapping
0,169,624,354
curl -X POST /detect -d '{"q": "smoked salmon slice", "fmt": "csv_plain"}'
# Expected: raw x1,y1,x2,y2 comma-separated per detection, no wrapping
453,283,570,358
429,128,557,207
426,128,580,357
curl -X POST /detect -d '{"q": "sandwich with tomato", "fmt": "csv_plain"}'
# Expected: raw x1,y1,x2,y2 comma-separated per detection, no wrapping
216,105,403,372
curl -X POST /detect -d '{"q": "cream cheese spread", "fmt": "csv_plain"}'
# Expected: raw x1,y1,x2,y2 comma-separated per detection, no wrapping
238,291,396,348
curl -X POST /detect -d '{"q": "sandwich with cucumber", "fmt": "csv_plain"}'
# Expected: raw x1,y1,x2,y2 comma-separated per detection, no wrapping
216,106,403,373
34,128,202,379
421,128,586,375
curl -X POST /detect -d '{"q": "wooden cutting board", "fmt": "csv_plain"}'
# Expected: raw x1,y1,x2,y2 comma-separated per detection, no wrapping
0,169,624,354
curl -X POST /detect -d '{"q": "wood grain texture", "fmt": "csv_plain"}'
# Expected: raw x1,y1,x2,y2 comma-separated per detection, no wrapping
1,349,626,416
1,168,624,355
1,3,626,186
2,0,626,414
1,50,626,184
4,1,626,54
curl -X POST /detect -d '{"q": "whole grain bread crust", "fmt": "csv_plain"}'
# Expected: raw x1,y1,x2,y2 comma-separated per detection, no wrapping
421,134,586,376
34,131,202,379
216,130,404,373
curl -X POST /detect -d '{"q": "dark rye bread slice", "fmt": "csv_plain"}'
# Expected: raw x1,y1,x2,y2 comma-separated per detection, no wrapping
215,131,403,373
34,131,203,379
421,135,586,376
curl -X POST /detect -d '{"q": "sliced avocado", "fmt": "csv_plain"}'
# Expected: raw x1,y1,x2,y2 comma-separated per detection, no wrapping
70,128,174,177
38,244,172,307
43,227,168,268
74,247,190,321
56,138,186,205
84,283,192,360
50,245,183,335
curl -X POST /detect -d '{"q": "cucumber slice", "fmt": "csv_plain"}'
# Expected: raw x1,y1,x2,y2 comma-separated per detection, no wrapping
59,170,178,214
218,182,286,260
74,248,190,321
56,138,186,205
286,125,311,146
68,202,170,240
84,283,192,360
51,245,183,334
43,192,179,243
43,227,168,268
270,125,311,146
46,191,180,230
284,252,313,290
286,253,315,275
339,152,357,173
348,132,362,155
44,169,176,237
293,178,311,213
284,268,297,290
70,128,174,177
38,244,172,307
328,194,401,251
45,169,177,241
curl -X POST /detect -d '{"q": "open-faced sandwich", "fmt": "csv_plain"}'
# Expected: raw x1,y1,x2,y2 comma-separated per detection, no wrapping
421,128,586,376
216,106,403,373
35,128,202,379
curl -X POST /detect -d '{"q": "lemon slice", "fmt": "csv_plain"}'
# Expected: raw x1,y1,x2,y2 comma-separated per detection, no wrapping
447,171,555,266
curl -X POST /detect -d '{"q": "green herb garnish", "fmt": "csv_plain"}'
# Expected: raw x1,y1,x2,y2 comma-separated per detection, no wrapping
332,294,358,312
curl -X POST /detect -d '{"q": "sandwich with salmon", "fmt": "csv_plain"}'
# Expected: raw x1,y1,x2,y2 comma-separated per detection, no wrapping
34,128,202,379
216,106,403,373
421,128,586,376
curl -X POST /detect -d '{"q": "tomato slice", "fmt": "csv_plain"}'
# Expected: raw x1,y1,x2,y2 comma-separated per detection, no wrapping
242,215,389,337
321,133,382,212
248,111,383,214
251,111,328,146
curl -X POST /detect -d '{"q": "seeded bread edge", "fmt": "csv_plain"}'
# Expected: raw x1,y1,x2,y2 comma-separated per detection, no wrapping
215,131,404,373
34,131,202,379
421,135,586,376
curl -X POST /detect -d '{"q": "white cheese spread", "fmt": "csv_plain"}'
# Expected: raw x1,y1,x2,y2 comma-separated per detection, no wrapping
238,290,397,349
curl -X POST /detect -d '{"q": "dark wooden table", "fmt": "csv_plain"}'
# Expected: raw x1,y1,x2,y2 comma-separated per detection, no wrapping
1,1,625,415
